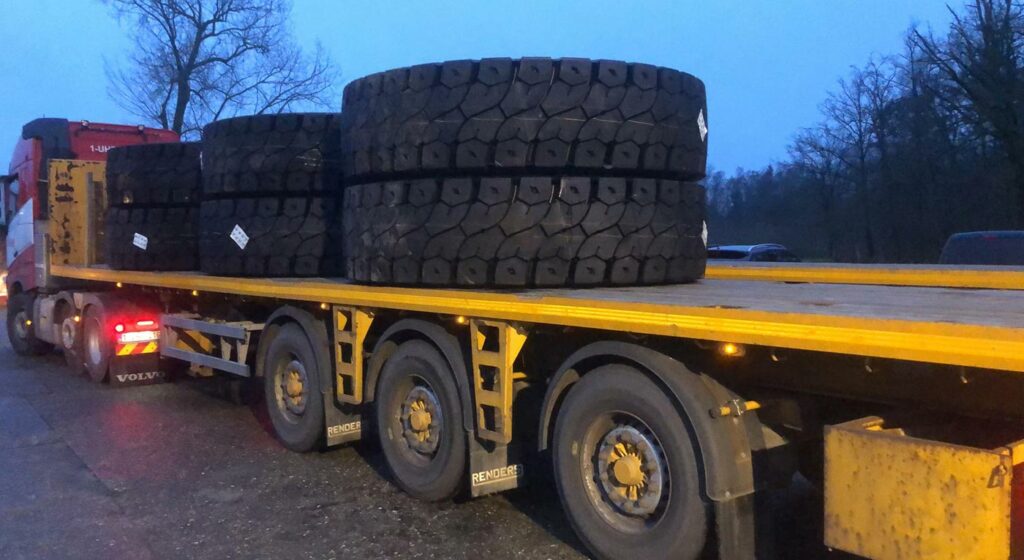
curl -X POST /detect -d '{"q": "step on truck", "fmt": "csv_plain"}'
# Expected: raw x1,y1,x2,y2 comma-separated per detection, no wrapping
6,118,1024,560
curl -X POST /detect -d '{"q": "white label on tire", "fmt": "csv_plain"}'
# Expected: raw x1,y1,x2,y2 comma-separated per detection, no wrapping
132,233,148,250
697,110,708,142
230,224,250,250
701,221,708,247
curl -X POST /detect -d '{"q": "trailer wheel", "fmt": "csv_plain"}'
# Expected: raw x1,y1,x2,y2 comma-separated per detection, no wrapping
82,305,112,382
6,292,51,356
55,304,85,374
263,323,325,452
375,339,466,501
553,365,707,560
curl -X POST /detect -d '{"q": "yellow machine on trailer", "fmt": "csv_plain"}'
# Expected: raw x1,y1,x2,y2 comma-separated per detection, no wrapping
17,157,1024,559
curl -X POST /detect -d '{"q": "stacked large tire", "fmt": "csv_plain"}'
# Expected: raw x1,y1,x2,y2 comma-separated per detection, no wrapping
104,143,201,270
339,57,709,287
197,113,344,277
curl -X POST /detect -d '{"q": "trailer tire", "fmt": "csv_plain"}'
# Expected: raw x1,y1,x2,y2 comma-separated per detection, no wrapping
82,305,112,383
263,323,325,452
198,196,343,277
343,176,706,287
54,302,86,374
6,292,52,356
375,339,467,501
105,206,199,271
553,365,707,560
201,113,342,197
340,58,708,181
106,142,201,205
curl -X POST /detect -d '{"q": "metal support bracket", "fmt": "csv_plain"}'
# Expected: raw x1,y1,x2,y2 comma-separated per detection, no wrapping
333,306,374,404
160,314,263,377
469,319,527,445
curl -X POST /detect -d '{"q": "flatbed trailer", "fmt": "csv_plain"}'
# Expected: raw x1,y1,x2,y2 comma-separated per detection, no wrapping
41,261,1024,560
52,264,1024,373
10,153,1024,560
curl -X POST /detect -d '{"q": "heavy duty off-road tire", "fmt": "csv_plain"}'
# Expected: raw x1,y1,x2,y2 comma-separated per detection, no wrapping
198,196,343,277
201,113,343,197
375,340,467,501
553,365,708,560
340,58,708,181
106,142,201,205
105,206,199,271
342,176,706,287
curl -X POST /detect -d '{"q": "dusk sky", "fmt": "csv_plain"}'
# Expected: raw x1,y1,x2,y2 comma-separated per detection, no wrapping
1,1,953,174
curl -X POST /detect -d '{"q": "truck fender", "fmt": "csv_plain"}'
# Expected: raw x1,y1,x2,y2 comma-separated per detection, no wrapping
78,291,150,319
256,305,332,396
537,341,757,502
364,318,475,433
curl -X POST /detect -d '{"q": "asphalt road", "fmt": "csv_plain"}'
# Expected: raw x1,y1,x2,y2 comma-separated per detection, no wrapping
0,311,838,560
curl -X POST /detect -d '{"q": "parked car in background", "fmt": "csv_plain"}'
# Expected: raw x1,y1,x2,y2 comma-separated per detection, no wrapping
707,243,801,262
939,231,1024,265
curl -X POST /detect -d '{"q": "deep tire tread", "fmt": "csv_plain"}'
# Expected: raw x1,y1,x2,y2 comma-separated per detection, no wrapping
106,142,201,205
198,196,343,277
342,176,706,287
105,206,199,271
340,58,708,182
202,113,343,198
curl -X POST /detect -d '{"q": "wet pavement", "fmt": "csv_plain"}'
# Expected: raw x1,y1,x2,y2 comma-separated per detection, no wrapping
0,311,840,559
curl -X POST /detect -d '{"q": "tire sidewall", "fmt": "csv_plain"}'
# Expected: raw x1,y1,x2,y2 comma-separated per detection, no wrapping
262,323,325,452
54,303,86,374
553,365,707,560
82,305,111,382
6,292,35,355
375,339,466,501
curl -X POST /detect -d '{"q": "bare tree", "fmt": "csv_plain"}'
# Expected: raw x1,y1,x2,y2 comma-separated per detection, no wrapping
819,69,881,260
790,127,845,259
104,0,338,137
911,0,1024,218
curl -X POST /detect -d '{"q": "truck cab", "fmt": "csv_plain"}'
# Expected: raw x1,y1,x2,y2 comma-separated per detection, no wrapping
2,118,178,296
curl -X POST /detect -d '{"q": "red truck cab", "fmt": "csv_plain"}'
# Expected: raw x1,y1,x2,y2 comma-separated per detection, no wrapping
2,118,178,295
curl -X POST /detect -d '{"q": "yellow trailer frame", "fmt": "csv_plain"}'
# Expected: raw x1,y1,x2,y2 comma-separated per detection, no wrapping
707,261,1024,290
51,264,1024,373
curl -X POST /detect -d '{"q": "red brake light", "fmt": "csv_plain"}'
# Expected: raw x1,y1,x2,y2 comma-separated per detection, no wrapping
136,320,155,327
114,323,125,333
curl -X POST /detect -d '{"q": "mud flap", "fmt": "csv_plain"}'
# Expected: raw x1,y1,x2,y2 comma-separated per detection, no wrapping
108,353,165,387
468,438,527,497
323,396,362,447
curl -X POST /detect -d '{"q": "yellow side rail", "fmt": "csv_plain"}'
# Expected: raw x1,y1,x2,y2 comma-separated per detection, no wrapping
706,262,1024,290
52,265,1024,374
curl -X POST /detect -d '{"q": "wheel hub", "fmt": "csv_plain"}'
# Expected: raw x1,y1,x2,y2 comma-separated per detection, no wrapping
596,425,665,517
400,385,442,455
60,318,77,350
612,453,645,487
279,360,307,416
13,311,29,339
